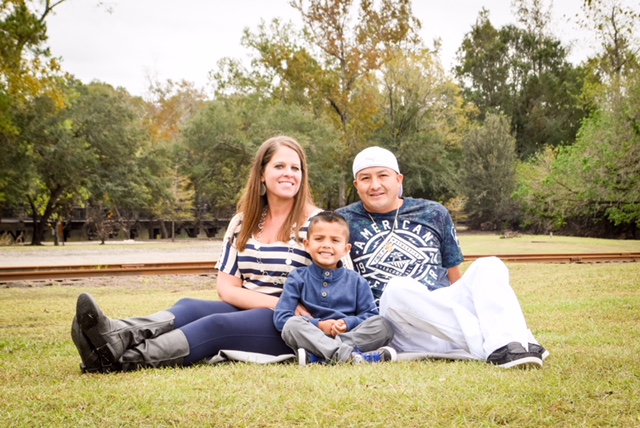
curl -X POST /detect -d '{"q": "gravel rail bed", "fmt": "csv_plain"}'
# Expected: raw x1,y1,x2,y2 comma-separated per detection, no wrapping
0,240,224,267
0,240,223,288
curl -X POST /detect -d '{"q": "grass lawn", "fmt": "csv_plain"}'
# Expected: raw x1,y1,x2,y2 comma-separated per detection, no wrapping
2,233,638,258
457,233,640,255
1,239,639,426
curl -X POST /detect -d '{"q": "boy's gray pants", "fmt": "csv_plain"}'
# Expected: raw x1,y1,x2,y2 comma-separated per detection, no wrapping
281,315,394,362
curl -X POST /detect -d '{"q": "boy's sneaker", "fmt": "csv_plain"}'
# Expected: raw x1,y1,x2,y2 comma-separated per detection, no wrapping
351,346,397,364
528,342,550,360
487,342,543,369
298,348,324,366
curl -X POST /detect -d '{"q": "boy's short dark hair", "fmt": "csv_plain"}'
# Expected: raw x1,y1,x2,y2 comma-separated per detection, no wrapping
307,211,350,241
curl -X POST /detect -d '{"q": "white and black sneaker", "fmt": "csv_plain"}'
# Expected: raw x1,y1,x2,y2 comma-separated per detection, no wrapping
487,342,543,369
528,342,550,361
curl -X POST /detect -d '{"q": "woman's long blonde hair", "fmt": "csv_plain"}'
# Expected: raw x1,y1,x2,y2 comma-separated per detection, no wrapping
235,136,314,251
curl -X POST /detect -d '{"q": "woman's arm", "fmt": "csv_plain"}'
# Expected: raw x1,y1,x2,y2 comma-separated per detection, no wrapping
216,271,280,310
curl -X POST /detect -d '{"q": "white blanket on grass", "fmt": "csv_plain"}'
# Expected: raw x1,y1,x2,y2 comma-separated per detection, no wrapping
205,350,475,364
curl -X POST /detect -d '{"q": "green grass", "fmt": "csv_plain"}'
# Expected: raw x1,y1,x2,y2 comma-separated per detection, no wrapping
458,233,640,255
3,233,638,256
1,261,640,427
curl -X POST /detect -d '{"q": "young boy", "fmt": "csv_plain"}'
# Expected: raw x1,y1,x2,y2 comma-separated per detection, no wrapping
273,211,396,365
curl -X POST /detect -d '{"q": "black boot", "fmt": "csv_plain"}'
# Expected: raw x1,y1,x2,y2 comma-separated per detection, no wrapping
76,293,175,371
120,330,190,371
71,316,117,373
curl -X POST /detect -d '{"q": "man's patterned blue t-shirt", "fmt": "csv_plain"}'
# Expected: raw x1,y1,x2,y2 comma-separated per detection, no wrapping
338,198,464,302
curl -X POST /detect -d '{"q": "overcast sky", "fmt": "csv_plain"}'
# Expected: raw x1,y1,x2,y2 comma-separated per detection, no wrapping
46,0,594,98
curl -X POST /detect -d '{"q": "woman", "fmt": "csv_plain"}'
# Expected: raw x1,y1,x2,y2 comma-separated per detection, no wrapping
71,136,321,372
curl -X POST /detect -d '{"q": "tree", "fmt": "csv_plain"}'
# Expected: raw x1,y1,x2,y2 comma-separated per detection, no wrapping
581,0,639,80
548,77,639,236
180,95,339,215
143,78,207,238
84,204,119,244
213,0,422,206
455,5,587,158
13,90,96,245
179,99,257,219
0,0,66,104
512,146,563,233
454,9,509,120
75,83,160,242
371,50,471,203
0,0,68,203
578,0,639,115
513,75,640,237
10,81,160,245
160,168,195,242
461,114,518,230
143,78,207,146
512,0,639,237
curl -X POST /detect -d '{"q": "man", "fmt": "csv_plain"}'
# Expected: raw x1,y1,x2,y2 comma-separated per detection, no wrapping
337,146,548,369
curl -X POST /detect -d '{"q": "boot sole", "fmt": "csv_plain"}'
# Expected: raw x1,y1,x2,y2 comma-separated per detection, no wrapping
76,293,119,367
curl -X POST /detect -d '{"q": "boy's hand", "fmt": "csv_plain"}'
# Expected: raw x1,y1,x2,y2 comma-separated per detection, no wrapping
318,319,337,336
330,319,348,336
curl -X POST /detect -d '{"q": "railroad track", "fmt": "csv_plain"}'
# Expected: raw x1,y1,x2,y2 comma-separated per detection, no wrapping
0,261,218,282
0,253,638,282
463,252,640,263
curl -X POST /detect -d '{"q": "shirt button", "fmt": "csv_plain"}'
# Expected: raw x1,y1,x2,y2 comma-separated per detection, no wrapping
323,282,328,287
322,291,328,298
324,271,331,277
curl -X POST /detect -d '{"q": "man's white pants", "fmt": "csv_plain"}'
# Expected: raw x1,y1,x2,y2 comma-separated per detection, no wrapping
379,256,536,360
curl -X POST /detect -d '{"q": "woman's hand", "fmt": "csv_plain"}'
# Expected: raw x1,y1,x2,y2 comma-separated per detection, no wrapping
295,303,311,317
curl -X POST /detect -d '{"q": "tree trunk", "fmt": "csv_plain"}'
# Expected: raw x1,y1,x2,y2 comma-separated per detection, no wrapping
28,196,43,246
27,186,65,246
338,176,347,207
53,220,60,246
30,215,46,245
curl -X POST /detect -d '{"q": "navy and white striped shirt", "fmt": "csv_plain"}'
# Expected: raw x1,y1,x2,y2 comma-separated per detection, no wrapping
217,211,320,296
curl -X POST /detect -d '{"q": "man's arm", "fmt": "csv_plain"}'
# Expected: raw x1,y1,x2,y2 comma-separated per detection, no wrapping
448,266,463,284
